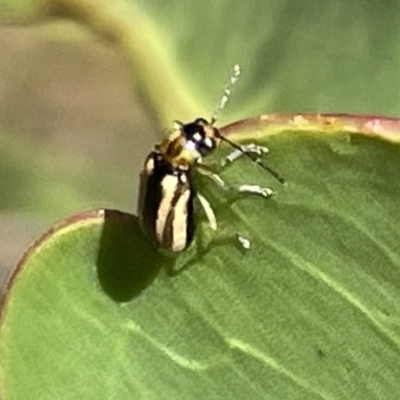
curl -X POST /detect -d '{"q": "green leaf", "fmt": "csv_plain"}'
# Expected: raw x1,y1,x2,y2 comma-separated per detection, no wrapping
40,0,400,124
0,126,141,221
0,0,44,21
1,115,400,399
4,0,400,222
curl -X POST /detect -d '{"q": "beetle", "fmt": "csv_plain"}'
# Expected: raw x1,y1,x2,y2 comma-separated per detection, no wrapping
137,65,284,253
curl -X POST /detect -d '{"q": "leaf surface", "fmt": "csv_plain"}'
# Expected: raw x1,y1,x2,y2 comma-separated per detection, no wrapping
1,115,400,399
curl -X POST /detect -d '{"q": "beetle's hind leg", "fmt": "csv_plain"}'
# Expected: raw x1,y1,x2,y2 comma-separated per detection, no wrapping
195,193,251,254
197,194,218,232
166,193,251,277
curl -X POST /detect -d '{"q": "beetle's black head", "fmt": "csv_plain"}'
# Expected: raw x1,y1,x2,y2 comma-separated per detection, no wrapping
180,118,219,158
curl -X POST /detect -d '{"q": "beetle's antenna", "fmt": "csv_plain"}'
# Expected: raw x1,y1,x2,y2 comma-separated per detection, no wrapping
210,64,241,125
218,135,286,185
211,64,285,185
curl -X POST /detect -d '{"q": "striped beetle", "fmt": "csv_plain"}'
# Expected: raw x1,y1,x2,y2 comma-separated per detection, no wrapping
138,65,284,253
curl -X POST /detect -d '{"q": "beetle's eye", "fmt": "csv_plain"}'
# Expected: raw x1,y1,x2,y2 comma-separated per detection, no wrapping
197,137,216,156
203,137,215,150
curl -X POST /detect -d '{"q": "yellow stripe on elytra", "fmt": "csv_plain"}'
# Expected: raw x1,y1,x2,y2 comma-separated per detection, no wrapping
156,175,179,243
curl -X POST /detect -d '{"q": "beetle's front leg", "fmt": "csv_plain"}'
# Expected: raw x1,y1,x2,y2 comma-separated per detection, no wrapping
198,143,270,173
220,143,270,169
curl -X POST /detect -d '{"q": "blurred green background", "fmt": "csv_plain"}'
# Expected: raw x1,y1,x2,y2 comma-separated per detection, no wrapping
1,0,400,283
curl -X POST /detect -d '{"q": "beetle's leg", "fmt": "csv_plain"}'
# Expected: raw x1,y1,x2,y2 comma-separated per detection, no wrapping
220,143,270,169
195,193,251,253
198,143,270,173
167,230,250,277
196,162,274,199
197,194,218,231
166,193,251,277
